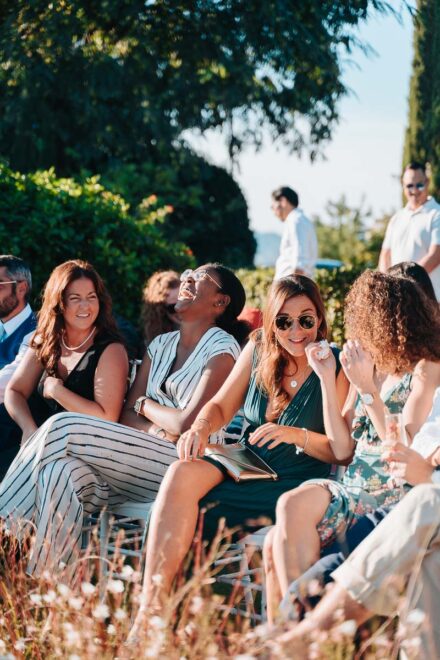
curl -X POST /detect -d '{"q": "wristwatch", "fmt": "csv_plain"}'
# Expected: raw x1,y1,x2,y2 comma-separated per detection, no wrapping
360,392,375,406
134,395,148,415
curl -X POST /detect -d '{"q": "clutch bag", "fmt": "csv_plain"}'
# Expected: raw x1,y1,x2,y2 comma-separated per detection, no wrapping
204,443,278,482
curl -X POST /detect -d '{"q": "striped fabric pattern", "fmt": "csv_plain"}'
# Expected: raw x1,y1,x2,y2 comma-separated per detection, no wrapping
0,327,240,576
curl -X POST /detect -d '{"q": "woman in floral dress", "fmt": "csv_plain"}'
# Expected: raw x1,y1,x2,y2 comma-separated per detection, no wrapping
263,269,440,622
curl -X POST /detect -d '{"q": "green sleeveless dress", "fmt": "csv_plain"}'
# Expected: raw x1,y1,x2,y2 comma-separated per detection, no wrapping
200,347,341,540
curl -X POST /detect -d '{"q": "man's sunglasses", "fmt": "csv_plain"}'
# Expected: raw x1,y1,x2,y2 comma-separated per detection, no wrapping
405,183,426,191
274,314,317,332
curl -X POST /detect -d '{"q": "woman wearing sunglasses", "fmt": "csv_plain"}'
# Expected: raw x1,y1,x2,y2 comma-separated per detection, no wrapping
262,270,440,623
0,264,248,577
129,275,353,624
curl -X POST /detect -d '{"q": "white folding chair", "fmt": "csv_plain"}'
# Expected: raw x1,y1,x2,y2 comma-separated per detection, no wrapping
98,500,153,585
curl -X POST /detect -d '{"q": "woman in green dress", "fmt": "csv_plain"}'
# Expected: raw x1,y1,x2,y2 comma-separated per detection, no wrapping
130,275,353,622
263,269,440,622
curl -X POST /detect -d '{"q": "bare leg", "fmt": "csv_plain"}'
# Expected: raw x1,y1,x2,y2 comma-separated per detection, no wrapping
263,527,283,625
272,484,331,594
131,459,223,632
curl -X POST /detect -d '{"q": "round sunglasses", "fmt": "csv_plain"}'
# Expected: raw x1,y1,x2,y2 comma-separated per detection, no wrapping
180,269,221,289
274,313,317,332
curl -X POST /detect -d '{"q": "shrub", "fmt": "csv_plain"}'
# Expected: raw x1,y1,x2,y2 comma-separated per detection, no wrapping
0,163,194,324
235,266,364,345
101,148,257,269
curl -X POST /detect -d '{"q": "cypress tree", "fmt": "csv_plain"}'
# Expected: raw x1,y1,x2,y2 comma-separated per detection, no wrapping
402,0,440,196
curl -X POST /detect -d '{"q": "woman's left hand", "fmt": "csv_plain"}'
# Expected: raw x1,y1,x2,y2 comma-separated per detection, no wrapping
43,376,64,400
305,342,335,381
248,422,298,450
382,442,434,486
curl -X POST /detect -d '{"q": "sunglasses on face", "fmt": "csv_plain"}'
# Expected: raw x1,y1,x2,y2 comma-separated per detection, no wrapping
274,314,317,332
405,183,426,191
180,269,221,289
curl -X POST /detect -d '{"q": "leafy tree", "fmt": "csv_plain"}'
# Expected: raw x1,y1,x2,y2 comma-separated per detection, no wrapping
0,0,395,174
402,0,440,196
0,163,193,324
314,196,386,267
101,149,256,268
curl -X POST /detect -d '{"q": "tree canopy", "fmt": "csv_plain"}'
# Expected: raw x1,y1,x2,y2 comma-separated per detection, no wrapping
402,0,440,196
0,0,395,174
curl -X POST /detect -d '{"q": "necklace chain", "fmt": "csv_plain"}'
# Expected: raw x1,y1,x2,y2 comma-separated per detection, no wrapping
284,364,310,388
61,327,96,351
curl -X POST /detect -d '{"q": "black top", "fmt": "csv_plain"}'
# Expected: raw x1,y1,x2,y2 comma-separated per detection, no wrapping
28,334,117,427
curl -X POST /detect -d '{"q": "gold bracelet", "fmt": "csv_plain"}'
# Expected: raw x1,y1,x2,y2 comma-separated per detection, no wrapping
195,417,212,435
296,427,310,455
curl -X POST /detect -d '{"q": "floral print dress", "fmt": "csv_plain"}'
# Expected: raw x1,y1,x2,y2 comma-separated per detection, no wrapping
307,373,412,547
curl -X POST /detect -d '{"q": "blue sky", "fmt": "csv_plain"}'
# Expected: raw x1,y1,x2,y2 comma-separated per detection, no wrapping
187,5,415,235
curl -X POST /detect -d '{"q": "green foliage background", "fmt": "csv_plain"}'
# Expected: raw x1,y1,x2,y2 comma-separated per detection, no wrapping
0,163,194,324
402,0,440,196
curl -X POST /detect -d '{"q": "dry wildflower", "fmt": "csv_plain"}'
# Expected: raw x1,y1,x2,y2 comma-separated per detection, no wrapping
29,593,43,605
81,581,96,596
148,615,167,630
189,596,204,615
114,608,127,621
151,573,163,586
42,590,57,603
68,596,83,610
405,609,425,626
57,583,71,598
121,564,134,578
69,655,81,660
337,619,357,636
92,603,110,620
107,579,124,594
107,624,116,635
14,638,26,651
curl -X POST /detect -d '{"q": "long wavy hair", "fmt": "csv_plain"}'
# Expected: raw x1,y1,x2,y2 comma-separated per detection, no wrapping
345,270,440,374
141,270,180,344
31,260,122,375
255,275,328,421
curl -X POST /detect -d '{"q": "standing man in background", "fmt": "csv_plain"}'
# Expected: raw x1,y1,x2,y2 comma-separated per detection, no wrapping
379,162,440,299
271,186,318,280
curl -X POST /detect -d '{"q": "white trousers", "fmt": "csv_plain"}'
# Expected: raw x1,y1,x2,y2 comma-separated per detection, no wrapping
0,412,177,575
333,483,440,660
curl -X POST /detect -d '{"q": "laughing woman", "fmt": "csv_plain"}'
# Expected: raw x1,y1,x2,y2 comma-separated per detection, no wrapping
129,275,352,630
0,264,246,577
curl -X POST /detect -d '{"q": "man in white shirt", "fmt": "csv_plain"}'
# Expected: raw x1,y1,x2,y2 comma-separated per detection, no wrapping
0,255,36,477
279,390,440,658
379,161,440,299
271,186,318,280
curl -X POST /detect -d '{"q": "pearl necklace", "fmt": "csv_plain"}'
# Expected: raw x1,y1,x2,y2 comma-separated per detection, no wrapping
61,327,96,351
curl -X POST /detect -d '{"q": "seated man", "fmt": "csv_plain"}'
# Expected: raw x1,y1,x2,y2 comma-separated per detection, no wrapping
0,255,36,478
279,401,440,659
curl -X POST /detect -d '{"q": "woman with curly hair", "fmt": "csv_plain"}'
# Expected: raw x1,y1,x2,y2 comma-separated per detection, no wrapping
128,275,352,628
141,270,180,344
262,269,440,623
4,259,128,441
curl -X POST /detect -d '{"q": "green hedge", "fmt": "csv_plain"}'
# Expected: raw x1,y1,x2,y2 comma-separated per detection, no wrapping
235,266,364,345
0,163,194,324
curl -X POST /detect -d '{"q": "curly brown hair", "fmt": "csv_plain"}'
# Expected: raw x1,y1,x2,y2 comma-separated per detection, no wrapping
345,270,440,374
31,260,122,375
141,270,180,344
254,275,328,421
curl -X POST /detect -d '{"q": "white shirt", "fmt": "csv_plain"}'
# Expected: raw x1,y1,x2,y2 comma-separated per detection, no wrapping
0,304,34,404
382,196,440,299
274,208,318,280
411,387,440,484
